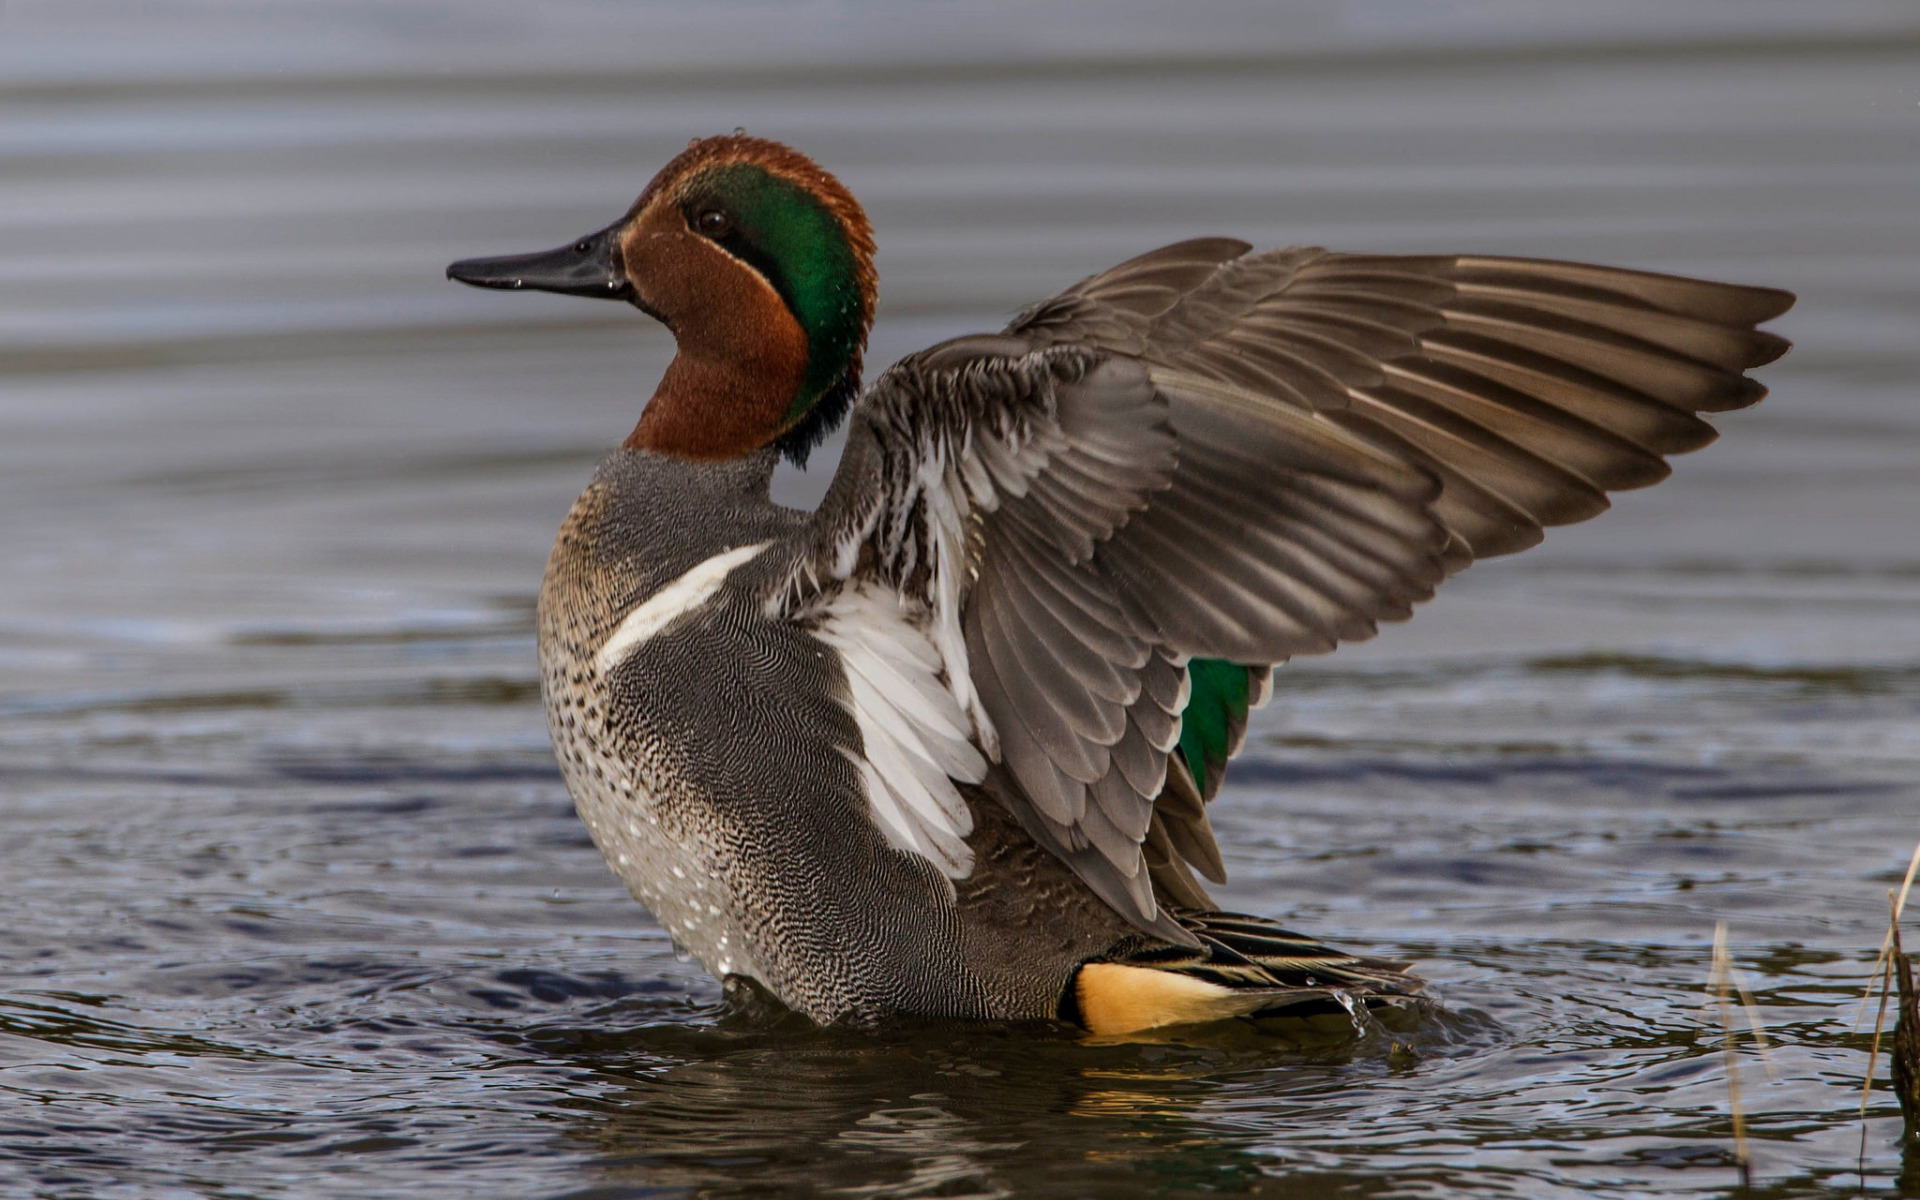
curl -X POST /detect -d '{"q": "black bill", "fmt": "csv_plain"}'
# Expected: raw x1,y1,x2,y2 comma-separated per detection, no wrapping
446,222,630,300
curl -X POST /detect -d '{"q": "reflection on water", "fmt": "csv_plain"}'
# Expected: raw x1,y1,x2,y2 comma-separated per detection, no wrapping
546,996,1465,1198
4,3,1920,1197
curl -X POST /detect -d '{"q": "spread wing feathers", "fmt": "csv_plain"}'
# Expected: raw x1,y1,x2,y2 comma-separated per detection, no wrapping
779,239,1792,942
969,359,1448,943
780,335,1447,946
1018,239,1794,566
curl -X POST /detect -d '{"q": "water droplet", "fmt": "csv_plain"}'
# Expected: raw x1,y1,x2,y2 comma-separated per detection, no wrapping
1332,989,1368,1034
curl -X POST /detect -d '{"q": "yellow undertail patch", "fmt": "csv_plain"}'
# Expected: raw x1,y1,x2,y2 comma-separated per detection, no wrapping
1075,962,1278,1035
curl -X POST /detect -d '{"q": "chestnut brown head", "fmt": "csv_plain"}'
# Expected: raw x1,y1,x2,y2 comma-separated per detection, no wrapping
450,135,877,464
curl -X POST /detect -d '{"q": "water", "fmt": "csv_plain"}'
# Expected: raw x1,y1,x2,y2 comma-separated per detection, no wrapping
4,4,1920,1196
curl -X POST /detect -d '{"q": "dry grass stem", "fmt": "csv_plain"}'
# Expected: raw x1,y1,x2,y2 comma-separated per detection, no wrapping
1857,839,1920,1172
1710,921,1754,1190
1853,840,1920,1034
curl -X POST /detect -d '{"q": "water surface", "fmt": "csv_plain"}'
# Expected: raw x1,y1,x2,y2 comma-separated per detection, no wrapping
4,5,1920,1196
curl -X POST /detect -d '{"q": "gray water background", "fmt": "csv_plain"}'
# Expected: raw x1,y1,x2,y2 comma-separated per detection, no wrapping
4,2,1920,1196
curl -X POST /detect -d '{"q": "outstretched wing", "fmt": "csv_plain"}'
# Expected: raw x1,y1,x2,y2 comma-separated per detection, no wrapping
1016,239,1792,565
771,240,1793,943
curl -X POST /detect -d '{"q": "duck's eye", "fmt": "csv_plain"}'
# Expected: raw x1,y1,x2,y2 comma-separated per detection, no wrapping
696,209,731,237
572,240,591,253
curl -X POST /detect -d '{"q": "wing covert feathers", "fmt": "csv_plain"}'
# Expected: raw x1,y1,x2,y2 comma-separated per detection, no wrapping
815,584,988,880
784,237,1791,940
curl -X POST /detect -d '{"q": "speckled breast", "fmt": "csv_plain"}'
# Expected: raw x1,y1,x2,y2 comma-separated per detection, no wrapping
530,450,988,1024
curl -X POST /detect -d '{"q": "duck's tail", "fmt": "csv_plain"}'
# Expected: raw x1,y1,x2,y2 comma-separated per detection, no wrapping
1068,910,1424,1035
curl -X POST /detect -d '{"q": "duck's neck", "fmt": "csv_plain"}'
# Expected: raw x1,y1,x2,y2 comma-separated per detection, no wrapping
624,278,811,461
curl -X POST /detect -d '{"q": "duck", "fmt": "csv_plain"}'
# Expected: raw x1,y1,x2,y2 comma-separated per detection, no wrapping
446,134,1793,1035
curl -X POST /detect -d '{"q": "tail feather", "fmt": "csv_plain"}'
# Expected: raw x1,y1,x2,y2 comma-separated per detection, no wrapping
1070,910,1423,1035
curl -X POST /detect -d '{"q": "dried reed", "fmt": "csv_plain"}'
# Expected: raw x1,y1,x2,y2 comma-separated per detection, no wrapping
1709,920,1770,1191
1856,839,1920,1176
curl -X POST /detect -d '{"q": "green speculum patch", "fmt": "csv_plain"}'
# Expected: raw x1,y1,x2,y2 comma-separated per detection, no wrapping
688,164,867,424
1179,658,1251,796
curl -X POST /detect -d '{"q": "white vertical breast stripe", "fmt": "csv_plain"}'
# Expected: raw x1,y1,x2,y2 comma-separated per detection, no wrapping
596,541,771,674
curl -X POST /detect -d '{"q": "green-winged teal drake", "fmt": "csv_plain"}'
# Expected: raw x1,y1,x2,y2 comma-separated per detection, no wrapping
447,135,1792,1034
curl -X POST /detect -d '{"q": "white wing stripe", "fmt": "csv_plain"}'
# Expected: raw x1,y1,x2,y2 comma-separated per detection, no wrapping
818,583,983,879
842,667,977,792
832,633,983,778
854,758,924,852
859,716,966,838
596,542,770,674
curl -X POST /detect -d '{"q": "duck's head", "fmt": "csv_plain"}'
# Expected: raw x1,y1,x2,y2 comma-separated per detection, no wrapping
448,134,876,465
